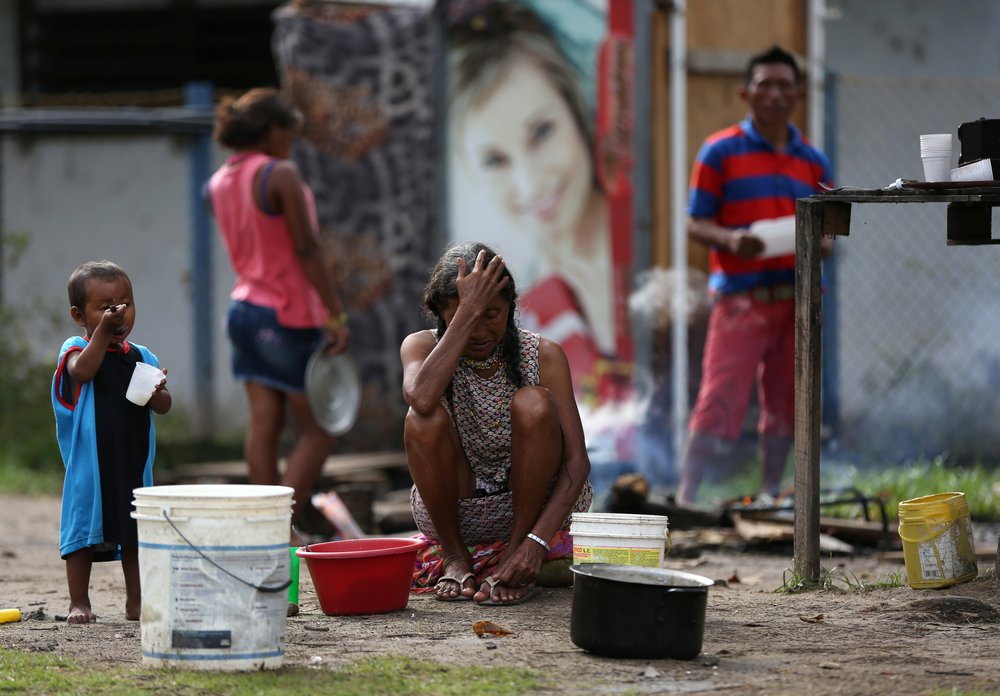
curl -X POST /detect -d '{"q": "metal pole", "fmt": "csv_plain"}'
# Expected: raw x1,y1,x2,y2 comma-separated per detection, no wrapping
807,0,827,151
632,0,653,425
185,80,215,437
669,0,688,471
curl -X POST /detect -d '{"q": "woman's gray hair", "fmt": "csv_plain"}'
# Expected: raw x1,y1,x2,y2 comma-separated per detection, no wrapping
422,241,523,388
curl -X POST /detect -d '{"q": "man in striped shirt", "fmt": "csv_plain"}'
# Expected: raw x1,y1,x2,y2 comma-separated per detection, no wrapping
677,45,833,505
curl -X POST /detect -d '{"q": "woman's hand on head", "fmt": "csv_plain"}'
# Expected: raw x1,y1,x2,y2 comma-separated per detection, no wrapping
456,250,509,314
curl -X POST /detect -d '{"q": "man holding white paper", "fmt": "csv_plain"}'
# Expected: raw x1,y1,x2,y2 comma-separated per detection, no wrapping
677,46,833,505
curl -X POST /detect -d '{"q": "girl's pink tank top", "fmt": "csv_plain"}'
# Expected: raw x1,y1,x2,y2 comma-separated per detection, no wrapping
208,152,327,328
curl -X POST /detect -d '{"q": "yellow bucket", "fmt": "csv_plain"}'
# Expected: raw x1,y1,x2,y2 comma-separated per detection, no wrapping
897,492,978,589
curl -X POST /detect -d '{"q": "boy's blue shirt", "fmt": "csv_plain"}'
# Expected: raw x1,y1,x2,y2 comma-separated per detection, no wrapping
51,336,158,558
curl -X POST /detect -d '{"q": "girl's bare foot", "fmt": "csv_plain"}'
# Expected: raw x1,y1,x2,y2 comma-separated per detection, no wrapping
67,604,97,624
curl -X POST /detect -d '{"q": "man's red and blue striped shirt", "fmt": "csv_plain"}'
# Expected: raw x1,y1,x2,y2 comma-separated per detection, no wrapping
687,116,832,294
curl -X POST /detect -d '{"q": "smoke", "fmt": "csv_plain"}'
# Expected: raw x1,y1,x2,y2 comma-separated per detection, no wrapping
580,267,713,501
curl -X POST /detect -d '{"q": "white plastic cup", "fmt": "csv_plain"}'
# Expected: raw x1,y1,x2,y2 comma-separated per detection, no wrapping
126,362,165,406
919,133,952,153
922,154,952,182
919,133,952,182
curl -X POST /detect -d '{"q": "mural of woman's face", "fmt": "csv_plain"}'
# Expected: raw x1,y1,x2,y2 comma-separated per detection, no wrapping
460,55,592,243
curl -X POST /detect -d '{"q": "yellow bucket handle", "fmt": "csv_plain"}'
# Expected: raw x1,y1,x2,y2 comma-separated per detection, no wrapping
897,518,963,544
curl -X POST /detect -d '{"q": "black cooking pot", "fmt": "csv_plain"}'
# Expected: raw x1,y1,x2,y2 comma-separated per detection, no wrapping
570,564,713,660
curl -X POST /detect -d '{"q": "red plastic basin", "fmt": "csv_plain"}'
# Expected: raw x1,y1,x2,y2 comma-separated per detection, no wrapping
295,537,423,616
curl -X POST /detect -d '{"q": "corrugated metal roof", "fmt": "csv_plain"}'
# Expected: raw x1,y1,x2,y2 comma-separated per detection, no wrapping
0,107,214,134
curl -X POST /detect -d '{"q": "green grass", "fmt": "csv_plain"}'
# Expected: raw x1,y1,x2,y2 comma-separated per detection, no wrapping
0,647,543,696
775,565,907,594
698,456,1000,522
849,457,1000,520
0,454,63,496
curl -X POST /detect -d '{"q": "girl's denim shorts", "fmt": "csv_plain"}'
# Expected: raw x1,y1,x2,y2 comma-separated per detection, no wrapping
226,300,323,393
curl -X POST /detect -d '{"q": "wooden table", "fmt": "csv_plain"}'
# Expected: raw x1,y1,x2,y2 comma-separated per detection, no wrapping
793,183,1000,581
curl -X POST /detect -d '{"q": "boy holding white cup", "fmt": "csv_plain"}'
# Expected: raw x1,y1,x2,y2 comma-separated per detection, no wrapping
52,260,172,624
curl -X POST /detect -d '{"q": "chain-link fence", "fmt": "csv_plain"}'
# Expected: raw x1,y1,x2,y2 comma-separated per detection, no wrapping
826,74,1000,463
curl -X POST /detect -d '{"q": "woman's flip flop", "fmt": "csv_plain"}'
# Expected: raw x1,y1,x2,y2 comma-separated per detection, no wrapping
476,575,541,606
434,572,476,601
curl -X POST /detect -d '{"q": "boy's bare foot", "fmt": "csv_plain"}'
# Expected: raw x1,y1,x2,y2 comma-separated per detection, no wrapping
125,599,141,621
67,605,97,624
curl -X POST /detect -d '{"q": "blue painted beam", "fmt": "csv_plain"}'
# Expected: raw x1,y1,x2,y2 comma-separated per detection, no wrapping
185,81,215,436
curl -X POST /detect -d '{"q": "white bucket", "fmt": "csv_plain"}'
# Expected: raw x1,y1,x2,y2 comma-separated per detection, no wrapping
570,512,670,568
132,484,294,671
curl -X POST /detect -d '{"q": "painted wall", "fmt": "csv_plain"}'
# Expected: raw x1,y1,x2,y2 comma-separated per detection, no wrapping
826,0,1000,79
1,134,244,432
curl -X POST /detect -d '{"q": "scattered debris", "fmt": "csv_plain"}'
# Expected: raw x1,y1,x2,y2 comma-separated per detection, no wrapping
640,665,661,678
697,654,721,667
903,596,1000,624
799,614,826,623
472,620,513,638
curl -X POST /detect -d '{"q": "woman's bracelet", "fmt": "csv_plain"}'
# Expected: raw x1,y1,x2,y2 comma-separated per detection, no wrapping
526,532,550,552
324,311,348,331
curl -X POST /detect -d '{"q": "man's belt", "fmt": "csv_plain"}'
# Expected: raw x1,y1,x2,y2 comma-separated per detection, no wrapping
727,284,795,303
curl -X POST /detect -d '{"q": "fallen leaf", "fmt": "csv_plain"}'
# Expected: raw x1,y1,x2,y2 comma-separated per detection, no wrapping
799,614,825,623
473,620,513,637
641,665,661,678
728,570,742,583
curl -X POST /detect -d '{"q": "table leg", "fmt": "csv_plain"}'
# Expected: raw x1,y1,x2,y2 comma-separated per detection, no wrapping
793,198,825,582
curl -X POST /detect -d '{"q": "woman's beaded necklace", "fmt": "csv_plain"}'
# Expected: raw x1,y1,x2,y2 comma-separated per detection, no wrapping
461,344,502,371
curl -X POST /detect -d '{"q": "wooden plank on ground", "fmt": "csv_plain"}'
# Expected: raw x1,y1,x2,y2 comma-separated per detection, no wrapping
161,451,407,484
740,509,896,546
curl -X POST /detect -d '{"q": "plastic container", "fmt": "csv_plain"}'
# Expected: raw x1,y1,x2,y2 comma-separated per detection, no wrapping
132,484,294,670
570,512,670,568
0,608,21,623
897,492,978,589
296,538,424,616
126,362,165,406
288,547,300,605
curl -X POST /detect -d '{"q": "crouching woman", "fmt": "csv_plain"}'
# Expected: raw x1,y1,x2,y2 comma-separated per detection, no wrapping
401,242,593,605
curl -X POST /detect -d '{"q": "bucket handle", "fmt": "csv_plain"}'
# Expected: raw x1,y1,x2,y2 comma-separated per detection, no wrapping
132,512,287,523
132,512,188,522
897,525,953,544
162,511,291,594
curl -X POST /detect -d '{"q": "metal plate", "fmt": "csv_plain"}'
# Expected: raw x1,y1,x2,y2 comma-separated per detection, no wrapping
305,350,361,436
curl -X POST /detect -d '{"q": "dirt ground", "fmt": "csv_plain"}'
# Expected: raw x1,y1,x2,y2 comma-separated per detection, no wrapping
2,493,999,695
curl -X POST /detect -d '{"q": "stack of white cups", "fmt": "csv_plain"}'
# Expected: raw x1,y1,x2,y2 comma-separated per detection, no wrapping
920,133,953,182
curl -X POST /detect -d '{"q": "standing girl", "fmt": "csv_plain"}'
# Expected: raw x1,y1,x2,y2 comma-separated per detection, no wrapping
208,88,350,538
